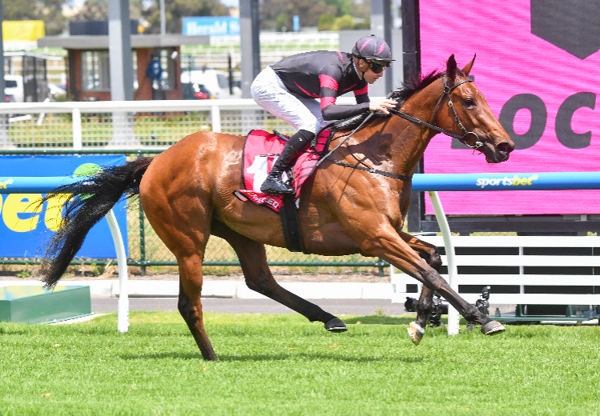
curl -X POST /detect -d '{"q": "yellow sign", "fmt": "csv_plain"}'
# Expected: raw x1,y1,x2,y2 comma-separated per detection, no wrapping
0,193,68,233
2,21,45,42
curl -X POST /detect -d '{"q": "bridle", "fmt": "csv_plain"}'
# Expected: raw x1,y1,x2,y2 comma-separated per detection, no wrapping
319,74,484,181
388,74,484,150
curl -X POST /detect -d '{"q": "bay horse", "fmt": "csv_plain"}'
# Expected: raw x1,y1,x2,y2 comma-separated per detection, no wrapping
41,55,514,361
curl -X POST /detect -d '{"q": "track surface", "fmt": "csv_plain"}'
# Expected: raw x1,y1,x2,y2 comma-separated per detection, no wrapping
92,297,407,316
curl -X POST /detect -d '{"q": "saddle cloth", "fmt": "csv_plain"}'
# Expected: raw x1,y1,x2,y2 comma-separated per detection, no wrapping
233,129,332,212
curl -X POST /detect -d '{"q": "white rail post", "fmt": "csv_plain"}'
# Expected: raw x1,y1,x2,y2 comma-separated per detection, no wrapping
72,108,82,150
106,209,129,333
211,105,221,133
427,191,460,335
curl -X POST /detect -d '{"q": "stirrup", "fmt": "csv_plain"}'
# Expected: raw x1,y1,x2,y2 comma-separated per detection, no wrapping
260,177,294,195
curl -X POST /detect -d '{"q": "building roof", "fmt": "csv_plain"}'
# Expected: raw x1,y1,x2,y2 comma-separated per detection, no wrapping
38,34,209,49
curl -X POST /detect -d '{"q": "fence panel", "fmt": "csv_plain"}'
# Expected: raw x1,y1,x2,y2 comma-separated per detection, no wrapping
0,99,384,276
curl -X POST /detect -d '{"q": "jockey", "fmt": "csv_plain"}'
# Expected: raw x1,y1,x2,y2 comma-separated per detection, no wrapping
251,34,398,195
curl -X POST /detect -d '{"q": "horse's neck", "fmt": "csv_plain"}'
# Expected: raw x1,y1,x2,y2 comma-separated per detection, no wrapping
388,88,443,174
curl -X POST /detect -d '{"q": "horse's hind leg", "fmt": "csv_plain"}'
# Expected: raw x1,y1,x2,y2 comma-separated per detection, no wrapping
212,223,347,332
139,190,217,360
177,256,218,361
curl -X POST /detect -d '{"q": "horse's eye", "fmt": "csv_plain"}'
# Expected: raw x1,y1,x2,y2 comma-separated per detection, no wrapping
463,98,476,108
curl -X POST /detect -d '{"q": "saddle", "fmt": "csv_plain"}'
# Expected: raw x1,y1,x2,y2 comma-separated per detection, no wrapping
233,129,333,252
233,128,333,212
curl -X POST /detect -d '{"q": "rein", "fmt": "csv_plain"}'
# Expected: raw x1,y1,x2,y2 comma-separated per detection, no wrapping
321,74,482,181
317,113,411,181
329,159,412,181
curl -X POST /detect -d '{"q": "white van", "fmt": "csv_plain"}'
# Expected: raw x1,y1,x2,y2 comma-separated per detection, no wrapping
4,75,24,102
181,69,240,99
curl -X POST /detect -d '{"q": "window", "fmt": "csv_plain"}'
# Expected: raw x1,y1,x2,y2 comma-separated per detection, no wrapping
81,50,137,91
158,48,177,90
81,50,110,91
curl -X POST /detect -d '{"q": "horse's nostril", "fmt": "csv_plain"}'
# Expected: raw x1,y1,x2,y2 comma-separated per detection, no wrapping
498,142,514,154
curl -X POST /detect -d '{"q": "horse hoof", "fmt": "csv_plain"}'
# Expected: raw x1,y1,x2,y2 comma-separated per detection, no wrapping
407,322,425,345
325,317,348,332
481,320,505,336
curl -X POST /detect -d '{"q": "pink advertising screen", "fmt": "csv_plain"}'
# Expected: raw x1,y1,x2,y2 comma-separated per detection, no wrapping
420,0,600,215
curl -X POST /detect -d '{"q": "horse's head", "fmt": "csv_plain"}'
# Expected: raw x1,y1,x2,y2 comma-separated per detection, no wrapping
434,55,514,163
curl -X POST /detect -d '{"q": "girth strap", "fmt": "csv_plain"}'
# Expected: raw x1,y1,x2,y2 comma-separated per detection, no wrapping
279,194,307,253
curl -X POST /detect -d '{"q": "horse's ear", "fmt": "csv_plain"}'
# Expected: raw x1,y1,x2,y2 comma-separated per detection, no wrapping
446,54,457,83
461,54,476,76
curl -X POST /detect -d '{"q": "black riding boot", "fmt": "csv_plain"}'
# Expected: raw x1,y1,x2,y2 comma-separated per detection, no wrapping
261,129,315,195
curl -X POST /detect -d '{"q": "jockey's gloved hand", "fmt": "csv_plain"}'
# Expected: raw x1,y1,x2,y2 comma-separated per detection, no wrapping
369,97,398,114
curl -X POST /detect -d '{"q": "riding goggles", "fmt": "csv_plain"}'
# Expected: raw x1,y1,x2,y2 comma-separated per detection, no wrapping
366,59,391,74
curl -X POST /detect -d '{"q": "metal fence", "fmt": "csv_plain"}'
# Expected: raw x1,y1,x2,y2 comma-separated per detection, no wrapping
0,99,387,276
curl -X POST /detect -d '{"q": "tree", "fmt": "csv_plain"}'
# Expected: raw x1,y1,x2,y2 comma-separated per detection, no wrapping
259,0,336,31
318,14,336,31
334,15,354,30
323,0,353,16
259,0,370,32
68,0,149,23
70,0,109,21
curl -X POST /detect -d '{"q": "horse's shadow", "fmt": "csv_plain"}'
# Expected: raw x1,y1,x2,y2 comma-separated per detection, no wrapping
218,353,423,363
120,352,201,361
343,314,414,325
119,314,421,363
120,351,423,363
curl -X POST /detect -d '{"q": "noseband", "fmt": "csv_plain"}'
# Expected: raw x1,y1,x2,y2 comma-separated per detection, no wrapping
388,75,484,150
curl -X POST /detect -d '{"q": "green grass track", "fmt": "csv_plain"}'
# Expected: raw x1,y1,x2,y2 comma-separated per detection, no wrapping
1,312,599,415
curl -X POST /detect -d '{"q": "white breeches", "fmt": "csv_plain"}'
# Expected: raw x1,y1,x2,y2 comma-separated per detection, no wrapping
250,66,325,134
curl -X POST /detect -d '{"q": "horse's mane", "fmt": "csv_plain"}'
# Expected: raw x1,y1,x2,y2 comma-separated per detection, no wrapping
388,70,442,104
330,70,443,132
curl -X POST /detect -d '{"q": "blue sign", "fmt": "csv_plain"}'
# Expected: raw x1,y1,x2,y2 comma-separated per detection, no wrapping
0,155,127,259
411,172,600,191
182,16,240,36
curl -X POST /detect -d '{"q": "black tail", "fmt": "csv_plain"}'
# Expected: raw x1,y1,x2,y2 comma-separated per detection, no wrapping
41,157,154,288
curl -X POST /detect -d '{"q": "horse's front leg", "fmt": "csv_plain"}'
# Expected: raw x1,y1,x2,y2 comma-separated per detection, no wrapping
417,267,504,335
364,230,505,342
407,286,434,345
397,233,442,343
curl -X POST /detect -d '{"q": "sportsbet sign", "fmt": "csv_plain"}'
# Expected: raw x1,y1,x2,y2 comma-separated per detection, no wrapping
0,155,127,258
420,0,600,215
475,174,540,190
